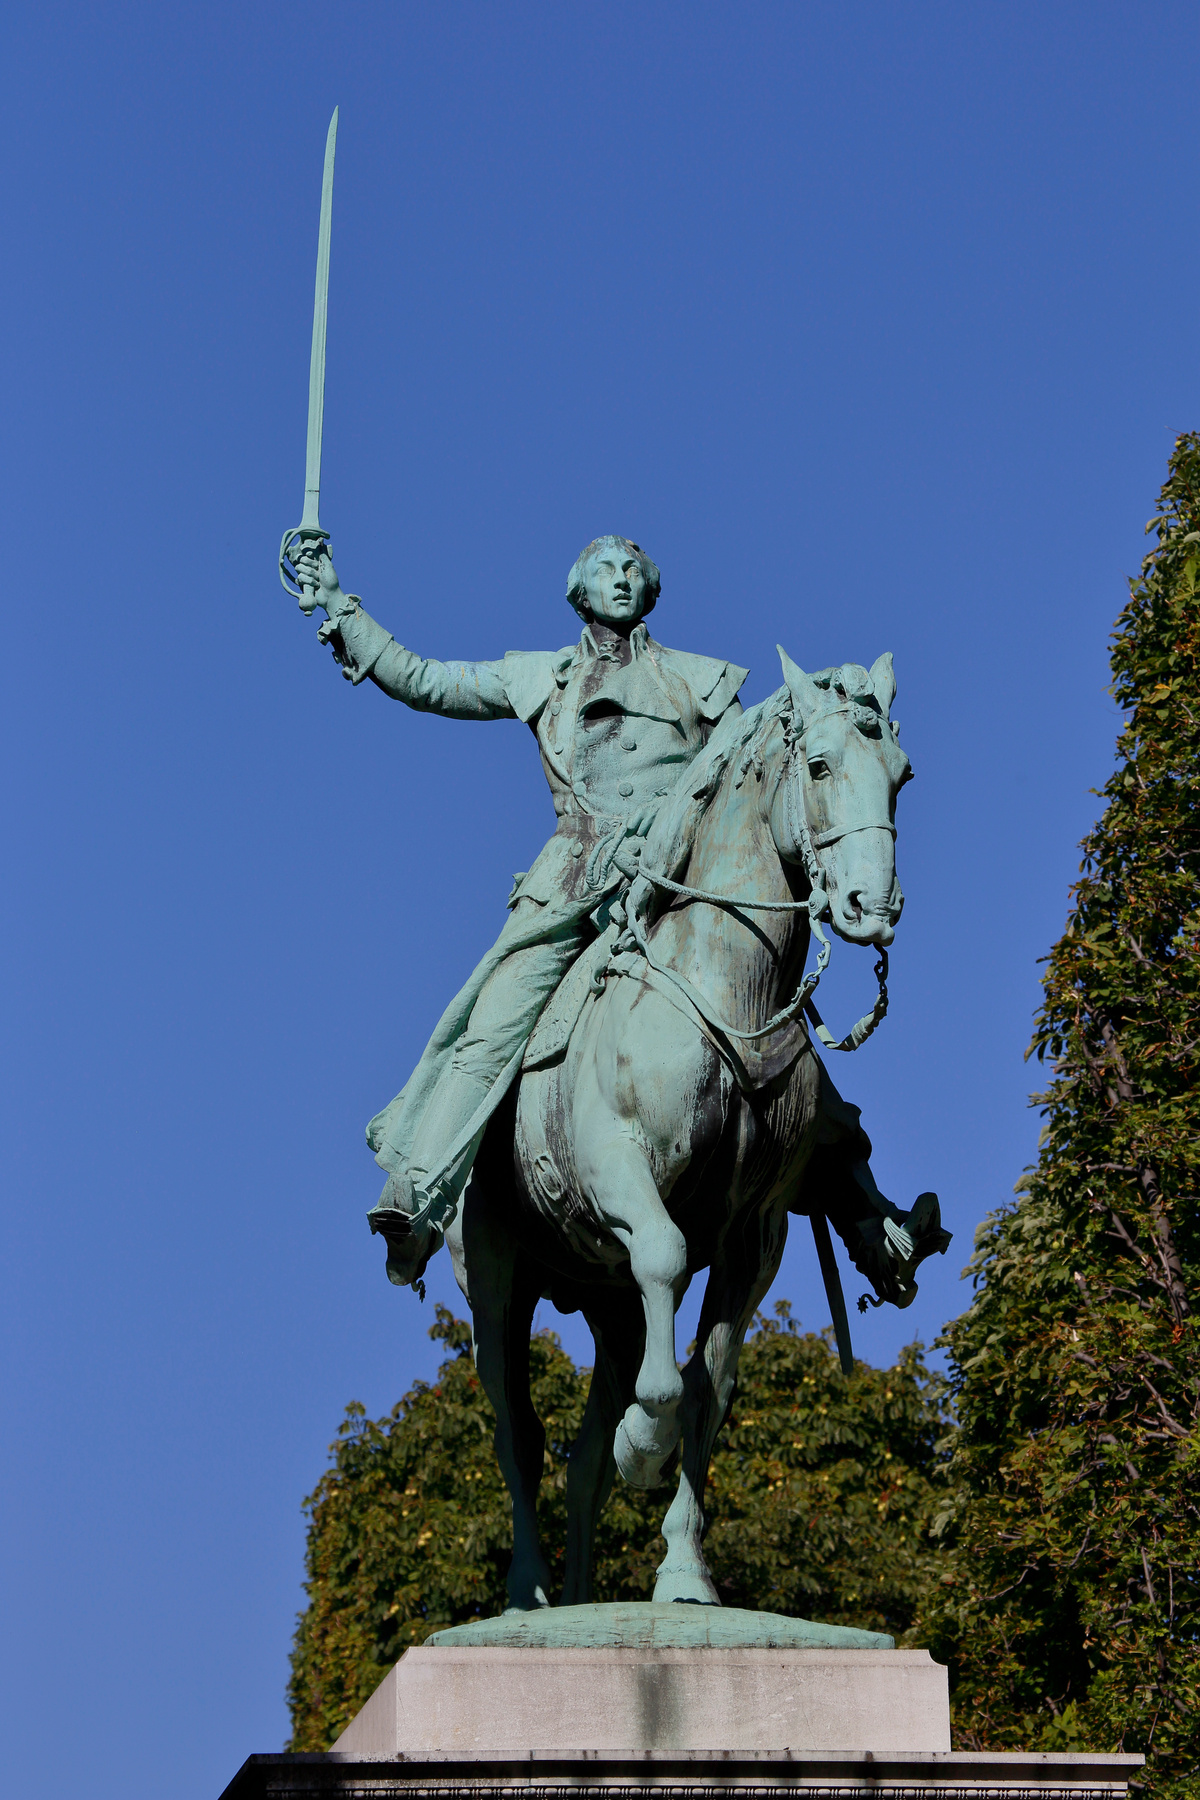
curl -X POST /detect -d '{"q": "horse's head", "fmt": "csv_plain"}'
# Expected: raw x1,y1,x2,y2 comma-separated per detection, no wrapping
777,648,912,948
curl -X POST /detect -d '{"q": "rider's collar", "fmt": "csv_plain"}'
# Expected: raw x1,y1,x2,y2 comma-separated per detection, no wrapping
579,621,652,662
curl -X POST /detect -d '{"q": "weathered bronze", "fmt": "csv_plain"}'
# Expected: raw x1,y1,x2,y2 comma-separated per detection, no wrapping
280,119,950,1619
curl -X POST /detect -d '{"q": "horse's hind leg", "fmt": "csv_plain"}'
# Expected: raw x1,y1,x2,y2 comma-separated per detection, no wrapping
655,1201,790,1604
452,1183,553,1612
561,1288,643,1605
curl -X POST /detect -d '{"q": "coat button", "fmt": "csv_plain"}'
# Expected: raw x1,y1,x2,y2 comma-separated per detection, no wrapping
621,735,637,751
551,702,562,715
570,840,584,857
618,781,634,797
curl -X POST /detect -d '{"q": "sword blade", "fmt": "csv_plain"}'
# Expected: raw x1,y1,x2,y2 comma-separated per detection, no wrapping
301,107,338,532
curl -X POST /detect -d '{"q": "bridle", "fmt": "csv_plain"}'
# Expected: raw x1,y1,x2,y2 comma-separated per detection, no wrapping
622,732,894,1055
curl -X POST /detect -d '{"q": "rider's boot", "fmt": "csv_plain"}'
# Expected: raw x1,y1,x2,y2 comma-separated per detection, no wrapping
368,1058,499,1291
850,1189,953,1311
367,1169,449,1295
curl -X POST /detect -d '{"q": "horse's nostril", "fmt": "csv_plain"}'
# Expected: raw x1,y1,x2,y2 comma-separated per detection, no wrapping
847,891,864,923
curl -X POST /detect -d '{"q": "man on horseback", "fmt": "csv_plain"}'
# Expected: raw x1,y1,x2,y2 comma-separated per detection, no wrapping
278,127,951,1616
287,535,748,1290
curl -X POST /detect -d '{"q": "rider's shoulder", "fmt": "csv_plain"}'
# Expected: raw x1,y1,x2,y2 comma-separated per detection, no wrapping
495,647,575,723
647,640,750,720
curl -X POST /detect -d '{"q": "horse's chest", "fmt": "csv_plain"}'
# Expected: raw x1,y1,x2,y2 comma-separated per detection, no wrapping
511,1065,629,1266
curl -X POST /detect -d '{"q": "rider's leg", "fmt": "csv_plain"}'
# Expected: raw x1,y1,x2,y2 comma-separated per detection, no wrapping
372,910,586,1284
795,1136,950,1309
404,916,584,1201
376,907,586,1260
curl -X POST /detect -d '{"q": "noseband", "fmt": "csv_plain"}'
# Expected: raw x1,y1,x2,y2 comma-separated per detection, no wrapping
809,819,896,850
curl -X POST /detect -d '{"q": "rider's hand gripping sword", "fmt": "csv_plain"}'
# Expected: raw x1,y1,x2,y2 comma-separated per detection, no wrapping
280,108,339,610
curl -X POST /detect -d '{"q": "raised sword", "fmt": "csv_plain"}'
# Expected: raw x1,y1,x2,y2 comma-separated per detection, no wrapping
280,107,339,610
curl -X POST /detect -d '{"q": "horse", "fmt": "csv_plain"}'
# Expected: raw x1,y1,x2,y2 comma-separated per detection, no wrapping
443,648,947,1612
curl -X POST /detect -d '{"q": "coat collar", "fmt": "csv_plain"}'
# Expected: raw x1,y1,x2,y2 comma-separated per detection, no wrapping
578,620,655,661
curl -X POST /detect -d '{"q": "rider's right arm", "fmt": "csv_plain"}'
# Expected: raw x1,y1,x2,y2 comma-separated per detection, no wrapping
290,546,517,719
329,606,516,719
373,639,515,719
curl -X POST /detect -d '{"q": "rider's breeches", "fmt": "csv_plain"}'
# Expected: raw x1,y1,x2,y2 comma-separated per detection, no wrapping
404,905,588,1198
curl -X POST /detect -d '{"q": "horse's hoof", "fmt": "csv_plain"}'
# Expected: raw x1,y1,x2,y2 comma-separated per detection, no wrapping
613,1405,676,1489
653,1565,721,1605
503,1575,552,1612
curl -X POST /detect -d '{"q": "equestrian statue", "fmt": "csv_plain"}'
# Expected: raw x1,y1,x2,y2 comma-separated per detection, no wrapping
280,112,950,1614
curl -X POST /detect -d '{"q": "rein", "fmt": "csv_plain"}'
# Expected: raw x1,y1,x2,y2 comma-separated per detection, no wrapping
627,892,833,1045
626,744,893,1055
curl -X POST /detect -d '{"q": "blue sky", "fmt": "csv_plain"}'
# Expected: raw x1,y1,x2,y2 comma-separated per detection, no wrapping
3,4,1198,1796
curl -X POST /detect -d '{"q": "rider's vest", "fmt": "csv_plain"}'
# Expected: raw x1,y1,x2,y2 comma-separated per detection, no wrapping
506,625,747,908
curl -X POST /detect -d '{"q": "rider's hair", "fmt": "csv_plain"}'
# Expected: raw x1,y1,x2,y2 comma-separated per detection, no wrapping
566,536,661,620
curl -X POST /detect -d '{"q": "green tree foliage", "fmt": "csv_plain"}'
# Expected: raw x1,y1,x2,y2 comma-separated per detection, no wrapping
918,436,1200,1795
287,1302,946,1751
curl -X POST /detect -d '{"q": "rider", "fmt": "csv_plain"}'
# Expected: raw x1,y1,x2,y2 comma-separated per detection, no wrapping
288,536,747,1290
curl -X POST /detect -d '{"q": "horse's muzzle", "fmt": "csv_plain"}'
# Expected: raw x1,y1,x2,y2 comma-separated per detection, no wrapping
833,895,898,947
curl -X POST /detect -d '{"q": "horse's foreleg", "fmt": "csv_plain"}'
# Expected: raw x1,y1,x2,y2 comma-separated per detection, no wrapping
580,1136,688,1489
655,1201,790,1604
458,1189,552,1612
561,1291,642,1605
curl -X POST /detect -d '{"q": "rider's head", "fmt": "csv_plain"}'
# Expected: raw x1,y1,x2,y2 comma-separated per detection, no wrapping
567,536,660,626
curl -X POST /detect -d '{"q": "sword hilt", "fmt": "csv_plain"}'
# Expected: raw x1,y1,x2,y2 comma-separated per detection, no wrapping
279,524,332,612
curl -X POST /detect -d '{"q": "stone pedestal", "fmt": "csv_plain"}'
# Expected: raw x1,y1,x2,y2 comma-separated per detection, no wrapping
331,1645,949,1758
220,1607,1142,1798
223,1746,1143,1798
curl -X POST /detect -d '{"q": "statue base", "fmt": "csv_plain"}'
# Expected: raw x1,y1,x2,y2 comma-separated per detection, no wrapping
219,1606,1142,1797
222,1747,1143,1798
332,1643,945,1758
426,1600,894,1652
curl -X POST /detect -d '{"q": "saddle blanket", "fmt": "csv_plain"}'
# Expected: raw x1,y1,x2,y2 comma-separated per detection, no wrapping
522,928,617,1070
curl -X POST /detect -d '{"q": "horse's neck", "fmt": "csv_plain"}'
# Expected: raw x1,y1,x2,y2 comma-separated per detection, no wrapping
649,748,809,1033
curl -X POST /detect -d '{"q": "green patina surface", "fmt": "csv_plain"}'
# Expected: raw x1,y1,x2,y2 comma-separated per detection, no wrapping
284,520,948,1617
426,1601,892,1651
281,118,950,1632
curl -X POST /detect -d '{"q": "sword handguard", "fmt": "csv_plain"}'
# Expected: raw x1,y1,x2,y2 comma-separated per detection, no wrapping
280,523,332,612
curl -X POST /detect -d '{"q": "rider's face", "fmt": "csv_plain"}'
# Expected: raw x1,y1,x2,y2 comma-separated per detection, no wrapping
583,550,648,628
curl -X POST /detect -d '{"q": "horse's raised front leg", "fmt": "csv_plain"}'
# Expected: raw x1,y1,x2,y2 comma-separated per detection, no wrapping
655,1200,790,1603
450,1182,553,1611
561,1288,642,1604
577,1134,688,1489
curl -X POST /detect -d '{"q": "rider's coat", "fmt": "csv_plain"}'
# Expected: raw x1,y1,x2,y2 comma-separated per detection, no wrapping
328,603,747,1202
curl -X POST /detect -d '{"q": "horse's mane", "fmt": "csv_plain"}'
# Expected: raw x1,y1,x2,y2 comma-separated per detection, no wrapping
640,687,791,892
650,662,877,876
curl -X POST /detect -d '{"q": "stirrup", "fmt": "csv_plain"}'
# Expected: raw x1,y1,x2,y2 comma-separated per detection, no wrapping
368,1179,457,1243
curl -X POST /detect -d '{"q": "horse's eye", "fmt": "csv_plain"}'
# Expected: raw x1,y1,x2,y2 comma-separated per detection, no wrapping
807,759,829,780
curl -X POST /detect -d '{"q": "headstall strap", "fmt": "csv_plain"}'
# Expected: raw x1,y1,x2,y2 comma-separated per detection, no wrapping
628,731,893,1055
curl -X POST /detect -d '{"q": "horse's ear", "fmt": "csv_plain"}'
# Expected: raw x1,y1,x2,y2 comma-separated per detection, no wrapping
778,646,822,724
869,652,896,718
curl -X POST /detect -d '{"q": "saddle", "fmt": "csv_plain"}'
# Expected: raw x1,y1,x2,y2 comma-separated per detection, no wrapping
522,927,617,1071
